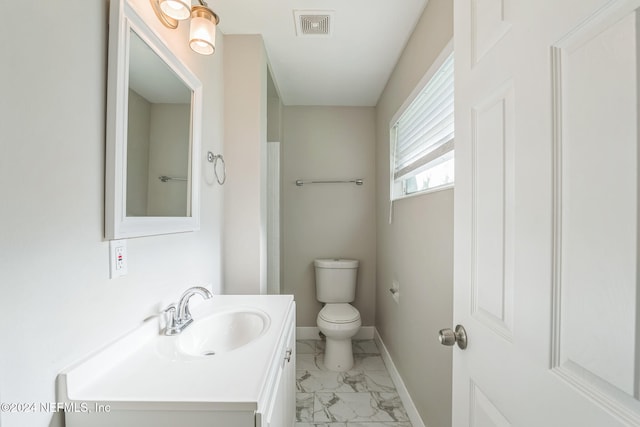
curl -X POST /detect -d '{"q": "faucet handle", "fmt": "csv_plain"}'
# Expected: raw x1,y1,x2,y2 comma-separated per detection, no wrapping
163,304,178,334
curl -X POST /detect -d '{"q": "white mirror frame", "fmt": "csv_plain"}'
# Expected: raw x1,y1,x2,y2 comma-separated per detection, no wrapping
105,0,202,240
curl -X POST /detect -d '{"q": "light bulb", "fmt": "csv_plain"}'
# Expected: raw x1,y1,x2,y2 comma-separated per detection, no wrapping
159,0,191,20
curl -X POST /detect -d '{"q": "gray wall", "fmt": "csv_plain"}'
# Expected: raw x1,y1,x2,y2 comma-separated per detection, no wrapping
375,0,454,426
223,35,269,295
146,103,190,216
127,89,151,216
282,106,377,326
267,70,283,143
0,1,225,425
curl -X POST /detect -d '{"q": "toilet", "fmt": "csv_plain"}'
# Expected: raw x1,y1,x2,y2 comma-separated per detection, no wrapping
315,258,362,372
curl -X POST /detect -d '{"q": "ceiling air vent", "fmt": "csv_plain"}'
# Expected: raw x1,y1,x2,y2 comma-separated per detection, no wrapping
294,10,334,37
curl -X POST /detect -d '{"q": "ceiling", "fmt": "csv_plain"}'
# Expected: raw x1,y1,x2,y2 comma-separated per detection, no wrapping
213,0,429,106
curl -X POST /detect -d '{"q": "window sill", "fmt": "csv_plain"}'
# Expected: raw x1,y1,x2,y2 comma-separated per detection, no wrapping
391,182,454,202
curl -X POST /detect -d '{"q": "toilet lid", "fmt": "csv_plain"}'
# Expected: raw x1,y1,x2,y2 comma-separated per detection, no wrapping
314,259,359,269
319,304,360,324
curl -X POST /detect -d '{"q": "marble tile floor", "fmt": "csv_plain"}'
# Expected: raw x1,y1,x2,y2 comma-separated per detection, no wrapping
296,339,412,427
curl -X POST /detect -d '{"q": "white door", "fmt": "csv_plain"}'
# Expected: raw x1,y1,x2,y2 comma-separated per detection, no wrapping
451,0,640,425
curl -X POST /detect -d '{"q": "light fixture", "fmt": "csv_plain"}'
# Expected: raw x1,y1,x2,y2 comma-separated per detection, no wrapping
189,5,219,55
150,0,220,55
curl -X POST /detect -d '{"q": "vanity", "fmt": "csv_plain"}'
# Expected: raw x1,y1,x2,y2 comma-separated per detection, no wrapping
57,295,296,427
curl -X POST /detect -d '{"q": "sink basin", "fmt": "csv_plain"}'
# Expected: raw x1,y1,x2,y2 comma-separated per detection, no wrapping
178,309,270,357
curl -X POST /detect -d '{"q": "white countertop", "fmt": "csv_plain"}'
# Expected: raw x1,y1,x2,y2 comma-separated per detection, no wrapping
58,295,295,411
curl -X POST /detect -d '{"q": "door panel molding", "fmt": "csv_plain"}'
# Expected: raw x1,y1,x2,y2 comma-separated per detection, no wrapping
551,1,640,424
471,81,515,341
469,380,512,427
554,361,640,426
470,0,512,66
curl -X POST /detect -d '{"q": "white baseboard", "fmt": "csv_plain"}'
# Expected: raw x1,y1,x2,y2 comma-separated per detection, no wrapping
296,326,375,341
374,329,426,427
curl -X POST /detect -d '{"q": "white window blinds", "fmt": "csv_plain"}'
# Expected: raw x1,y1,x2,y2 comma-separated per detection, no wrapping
392,52,454,183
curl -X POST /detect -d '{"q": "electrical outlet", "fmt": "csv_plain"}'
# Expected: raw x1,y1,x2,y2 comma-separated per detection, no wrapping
109,239,128,278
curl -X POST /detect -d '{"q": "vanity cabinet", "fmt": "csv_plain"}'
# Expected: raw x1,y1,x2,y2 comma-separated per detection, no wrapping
58,295,296,427
259,311,295,427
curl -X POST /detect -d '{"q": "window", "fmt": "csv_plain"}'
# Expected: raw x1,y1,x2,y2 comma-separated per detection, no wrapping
390,47,454,200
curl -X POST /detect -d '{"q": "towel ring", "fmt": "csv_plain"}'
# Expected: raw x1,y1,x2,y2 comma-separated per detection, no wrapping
207,151,226,185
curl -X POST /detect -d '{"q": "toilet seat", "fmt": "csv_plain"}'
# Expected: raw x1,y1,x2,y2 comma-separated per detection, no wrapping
318,303,360,324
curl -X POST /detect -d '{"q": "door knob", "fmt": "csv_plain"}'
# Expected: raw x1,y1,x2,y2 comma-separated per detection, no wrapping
439,324,467,350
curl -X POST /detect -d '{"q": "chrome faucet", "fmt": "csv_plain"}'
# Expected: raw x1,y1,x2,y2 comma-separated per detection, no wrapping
163,286,213,335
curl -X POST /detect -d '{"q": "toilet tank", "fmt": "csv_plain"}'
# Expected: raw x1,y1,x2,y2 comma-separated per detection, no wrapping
314,259,359,303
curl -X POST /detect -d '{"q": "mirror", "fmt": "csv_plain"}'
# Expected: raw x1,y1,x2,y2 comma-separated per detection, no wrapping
127,31,191,218
106,0,202,239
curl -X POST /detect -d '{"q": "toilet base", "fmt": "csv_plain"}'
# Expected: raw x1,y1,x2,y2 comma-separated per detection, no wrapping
324,337,354,372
